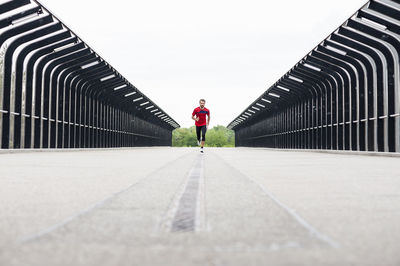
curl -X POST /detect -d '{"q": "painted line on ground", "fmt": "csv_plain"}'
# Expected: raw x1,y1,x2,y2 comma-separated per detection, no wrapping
19,151,192,244
213,152,340,249
246,175,340,248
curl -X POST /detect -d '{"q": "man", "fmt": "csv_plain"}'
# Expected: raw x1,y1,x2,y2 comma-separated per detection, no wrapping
192,99,210,153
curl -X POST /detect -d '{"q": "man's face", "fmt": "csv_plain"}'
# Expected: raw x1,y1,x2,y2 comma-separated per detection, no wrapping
199,101,205,108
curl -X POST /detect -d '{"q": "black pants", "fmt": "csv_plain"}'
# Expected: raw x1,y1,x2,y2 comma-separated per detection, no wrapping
196,125,207,141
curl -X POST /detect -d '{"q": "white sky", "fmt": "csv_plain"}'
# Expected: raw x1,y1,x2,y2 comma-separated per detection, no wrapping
41,0,367,128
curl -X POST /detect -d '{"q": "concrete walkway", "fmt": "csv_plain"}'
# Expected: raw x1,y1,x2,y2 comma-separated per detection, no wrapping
0,147,399,265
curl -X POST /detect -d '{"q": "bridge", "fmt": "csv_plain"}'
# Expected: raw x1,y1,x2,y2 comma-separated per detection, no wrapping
1,148,400,265
1,0,400,265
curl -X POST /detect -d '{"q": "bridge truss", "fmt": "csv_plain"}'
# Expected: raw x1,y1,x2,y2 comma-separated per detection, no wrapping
228,0,400,153
0,0,179,149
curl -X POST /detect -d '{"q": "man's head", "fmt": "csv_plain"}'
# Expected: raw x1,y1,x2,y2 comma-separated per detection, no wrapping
199,99,206,108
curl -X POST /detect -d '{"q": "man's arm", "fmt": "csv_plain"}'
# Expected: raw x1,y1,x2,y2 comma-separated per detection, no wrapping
207,113,210,126
192,110,199,121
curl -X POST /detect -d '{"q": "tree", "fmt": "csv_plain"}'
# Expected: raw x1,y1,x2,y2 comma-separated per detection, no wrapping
172,125,234,147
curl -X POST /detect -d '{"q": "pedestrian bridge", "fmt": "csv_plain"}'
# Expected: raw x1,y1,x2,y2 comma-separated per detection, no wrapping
1,147,399,266
1,0,400,265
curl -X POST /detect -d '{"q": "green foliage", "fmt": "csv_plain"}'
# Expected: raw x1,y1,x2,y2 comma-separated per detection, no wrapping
172,127,198,147
172,125,235,147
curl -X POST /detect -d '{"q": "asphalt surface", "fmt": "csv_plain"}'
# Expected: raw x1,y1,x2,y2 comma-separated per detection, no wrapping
0,147,399,265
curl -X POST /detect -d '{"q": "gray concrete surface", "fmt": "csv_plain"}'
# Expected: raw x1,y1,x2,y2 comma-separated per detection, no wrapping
0,147,399,265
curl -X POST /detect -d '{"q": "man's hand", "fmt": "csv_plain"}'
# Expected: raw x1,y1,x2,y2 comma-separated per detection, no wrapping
196,117,199,121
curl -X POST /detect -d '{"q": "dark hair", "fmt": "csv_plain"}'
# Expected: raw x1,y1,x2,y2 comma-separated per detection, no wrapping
199,99,206,103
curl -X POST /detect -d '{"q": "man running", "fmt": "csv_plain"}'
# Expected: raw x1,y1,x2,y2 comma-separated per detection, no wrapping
192,99,210,153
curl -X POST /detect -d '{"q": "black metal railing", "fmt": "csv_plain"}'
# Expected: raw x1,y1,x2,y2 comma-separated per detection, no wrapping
0,0,179,149
228,0,400,153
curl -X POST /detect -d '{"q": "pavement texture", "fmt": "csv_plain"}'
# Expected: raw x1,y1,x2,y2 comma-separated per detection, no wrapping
0,147,399,266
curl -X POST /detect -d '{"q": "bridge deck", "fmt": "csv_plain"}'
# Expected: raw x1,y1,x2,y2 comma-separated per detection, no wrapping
0,148,399,265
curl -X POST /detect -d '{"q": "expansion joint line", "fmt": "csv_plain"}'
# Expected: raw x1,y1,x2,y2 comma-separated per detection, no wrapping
159,153,206,233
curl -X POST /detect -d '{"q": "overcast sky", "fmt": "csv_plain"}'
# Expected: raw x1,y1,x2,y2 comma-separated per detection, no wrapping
41,0,367,128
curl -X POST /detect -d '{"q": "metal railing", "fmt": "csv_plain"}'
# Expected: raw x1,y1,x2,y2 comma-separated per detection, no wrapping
0,0,179,149
228,0,400,152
